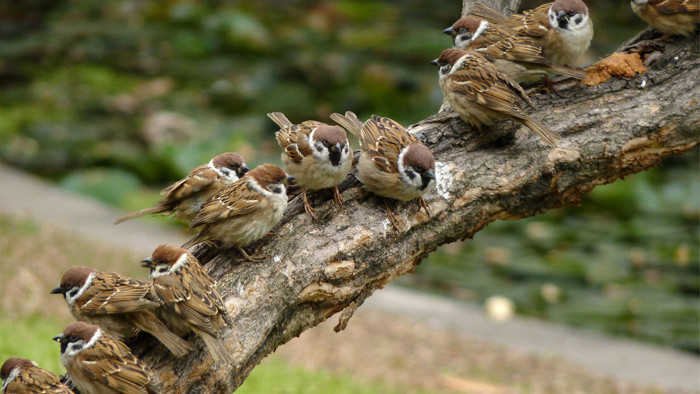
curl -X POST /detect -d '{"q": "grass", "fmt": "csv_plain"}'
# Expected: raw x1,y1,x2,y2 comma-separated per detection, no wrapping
239,358,406,394
0,315,66,375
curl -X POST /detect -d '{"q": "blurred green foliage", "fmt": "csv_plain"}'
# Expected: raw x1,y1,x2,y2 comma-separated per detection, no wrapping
0,0,695,353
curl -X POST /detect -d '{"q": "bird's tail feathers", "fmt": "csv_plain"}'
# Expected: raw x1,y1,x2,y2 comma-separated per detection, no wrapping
114,206,168,224
330,111,363,136
131,313,193,358
267,112,293,129
523,118,559,147
201,333,234,365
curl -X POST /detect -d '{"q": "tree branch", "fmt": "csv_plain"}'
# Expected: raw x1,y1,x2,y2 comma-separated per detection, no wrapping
130,17,700,394
463,0,521,16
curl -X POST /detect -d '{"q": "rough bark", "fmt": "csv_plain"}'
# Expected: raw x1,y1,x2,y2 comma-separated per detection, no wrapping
463,0,521,15
129,5,699,393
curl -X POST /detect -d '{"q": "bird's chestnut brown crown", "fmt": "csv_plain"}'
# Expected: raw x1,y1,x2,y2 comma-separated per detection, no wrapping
312,126,347,147
247,164,288,190
61,321,99,343
212,152,249,178
433,48,468,67
1,357,34,379
402,144,435,172
58,266,97,288
551,0,588,15
452,15,483,32
150,244,187,266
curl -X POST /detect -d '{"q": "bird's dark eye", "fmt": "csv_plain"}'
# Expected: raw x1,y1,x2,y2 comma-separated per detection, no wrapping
228,164,237,169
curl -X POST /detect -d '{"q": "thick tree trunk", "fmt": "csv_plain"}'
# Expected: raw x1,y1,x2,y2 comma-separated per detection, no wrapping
463,0,521,15
130,3,699,392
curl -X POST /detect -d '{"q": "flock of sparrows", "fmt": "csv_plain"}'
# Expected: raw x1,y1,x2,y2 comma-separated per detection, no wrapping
2,1,697,393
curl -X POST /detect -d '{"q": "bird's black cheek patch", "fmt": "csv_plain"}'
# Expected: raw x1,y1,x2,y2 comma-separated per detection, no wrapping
420,174,432,190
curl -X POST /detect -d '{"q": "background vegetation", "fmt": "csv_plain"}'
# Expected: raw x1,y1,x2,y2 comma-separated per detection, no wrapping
1,0,696,354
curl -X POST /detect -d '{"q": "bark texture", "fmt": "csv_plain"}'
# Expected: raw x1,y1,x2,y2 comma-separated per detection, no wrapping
463,0,521,15
129,4,700,392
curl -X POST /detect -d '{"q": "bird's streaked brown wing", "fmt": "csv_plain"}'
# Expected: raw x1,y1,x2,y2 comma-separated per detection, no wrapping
275,121,322,164
446,54,532,120
159,164,219,203
76,338,152,394
188,180,264,228
153,268,222,337
506,3,553,37
360,116,420,174
4,367,72,393
650,0,700,13
472,25,549,65
76,273,160,315
182,262,227,315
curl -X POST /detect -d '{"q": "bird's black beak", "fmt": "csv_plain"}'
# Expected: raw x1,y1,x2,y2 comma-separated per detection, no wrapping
238,164,250,177
140,258,153,268
426,169,436,180
51,286,67,295
53,334,64,342
430,59,439,67
332,143,341,152
285,175,295,185
442,27,455,36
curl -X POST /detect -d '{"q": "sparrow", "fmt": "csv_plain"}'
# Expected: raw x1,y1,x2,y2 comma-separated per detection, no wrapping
432,48,559,147
443,15,586,80
268,112,353,220
1,357,72,393
115,152,249,224
52,266,193,357
471,0,593,66
183,164,290,261
631,0,699,36
53,321,157,394
330,111,435,231
140,244,233,365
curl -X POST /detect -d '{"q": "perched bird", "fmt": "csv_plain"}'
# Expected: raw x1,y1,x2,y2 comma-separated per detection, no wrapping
432,48,559,147
183,164,290,260
330,111,435,231
471,0,593,66
115,152,249,224
140,244,232,365
631,0,699,36
53,322,156,394
268,112,353,220
1,357,72,393
443,15,586,80
51,266,192,357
